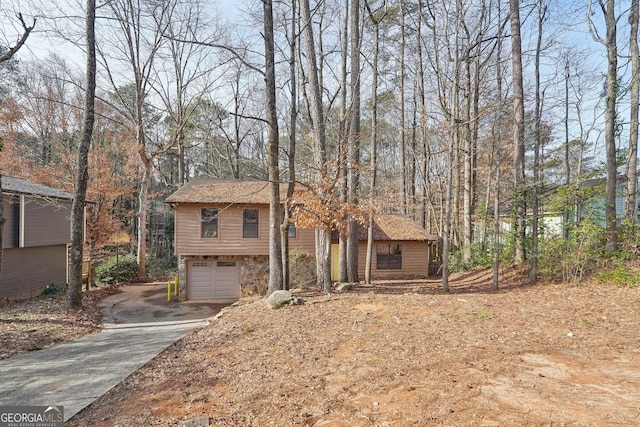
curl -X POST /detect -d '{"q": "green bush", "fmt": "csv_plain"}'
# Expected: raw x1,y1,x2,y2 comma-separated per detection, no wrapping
40,283,68,298
595,262,640,288
95,255,138,284
538,219,606,283
146,254,177,279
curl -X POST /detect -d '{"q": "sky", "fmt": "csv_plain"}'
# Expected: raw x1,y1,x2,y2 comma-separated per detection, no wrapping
0,0,243,68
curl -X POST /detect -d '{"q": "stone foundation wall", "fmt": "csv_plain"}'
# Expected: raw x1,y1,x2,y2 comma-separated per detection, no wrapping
240,256,269,296
178,251,321,300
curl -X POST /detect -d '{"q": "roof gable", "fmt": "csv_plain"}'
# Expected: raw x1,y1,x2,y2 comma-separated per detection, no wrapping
166,178,285,205
2,176,74,200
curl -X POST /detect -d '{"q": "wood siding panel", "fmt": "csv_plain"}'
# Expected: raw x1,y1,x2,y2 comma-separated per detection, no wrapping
23,198,72,247
357,241,428,278
175,204,267,255
2,196,19,249
175,203,318,256
176,204,267,255
0,245,68,299
289,228,316,254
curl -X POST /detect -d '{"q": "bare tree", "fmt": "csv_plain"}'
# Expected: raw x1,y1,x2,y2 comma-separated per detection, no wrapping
264,0,283,296
67,0,96,308
364,0,386,284
281,0,298,291
153,0,216,185
0,13,35,289
492,0,505,291
346,0,362,283
529,0,548,284
299,0,331,293
627,0,639,223
510,0,526,263
588,0,618,253
99,0,171,278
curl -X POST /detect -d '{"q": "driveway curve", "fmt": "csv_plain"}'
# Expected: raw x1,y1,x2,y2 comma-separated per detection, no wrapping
0,283,226,422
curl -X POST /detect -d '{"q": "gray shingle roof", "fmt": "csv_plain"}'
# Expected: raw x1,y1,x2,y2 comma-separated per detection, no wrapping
2,175,74,200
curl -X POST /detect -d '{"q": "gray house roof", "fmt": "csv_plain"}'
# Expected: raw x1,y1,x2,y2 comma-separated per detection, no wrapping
2,176,74,200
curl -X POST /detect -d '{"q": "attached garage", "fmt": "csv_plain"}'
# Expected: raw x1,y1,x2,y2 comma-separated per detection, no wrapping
187,260,240,302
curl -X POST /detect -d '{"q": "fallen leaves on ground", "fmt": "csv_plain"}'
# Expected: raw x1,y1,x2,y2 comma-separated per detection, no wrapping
0,285,119,360
68,267,640,426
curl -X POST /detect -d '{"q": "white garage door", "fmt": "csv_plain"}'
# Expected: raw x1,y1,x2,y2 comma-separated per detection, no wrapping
187,260,240,301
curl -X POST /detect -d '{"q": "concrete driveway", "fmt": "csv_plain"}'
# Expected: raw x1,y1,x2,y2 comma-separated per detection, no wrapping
0,283,227,422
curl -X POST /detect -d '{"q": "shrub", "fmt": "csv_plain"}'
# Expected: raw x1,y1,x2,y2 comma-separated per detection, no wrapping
95,255,138,284
538,219,606,283
595,262,640,288
146,254,177,280
40,283,68,298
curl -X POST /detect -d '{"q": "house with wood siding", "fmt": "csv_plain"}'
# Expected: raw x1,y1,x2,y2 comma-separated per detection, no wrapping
1,176,75,299
166,178,439,302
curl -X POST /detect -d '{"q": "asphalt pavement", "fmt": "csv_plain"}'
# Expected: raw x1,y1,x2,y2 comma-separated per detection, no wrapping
0,283,227,422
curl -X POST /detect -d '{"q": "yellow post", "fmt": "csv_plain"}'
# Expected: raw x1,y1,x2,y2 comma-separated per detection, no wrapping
174,276,178,296
167,280,171,302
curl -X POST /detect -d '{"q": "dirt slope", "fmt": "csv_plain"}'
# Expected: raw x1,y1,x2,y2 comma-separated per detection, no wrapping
67,268,640,426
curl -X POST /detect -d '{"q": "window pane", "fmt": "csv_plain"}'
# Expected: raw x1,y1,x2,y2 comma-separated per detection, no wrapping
389,244,402,269
376,254,388,270
243,209,259,238
376,244,402,270
201,208,218,238
217,261,236,267
376,244,390,255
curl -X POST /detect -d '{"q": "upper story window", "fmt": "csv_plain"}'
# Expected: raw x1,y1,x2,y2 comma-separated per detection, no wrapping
376,244,402,270
243,209,259,238
201,208,218,238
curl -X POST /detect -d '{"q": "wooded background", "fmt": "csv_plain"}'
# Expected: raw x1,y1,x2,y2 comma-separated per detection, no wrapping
1,0,638,302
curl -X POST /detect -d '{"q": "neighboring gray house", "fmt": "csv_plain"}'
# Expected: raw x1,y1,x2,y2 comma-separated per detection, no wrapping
1,176,75,299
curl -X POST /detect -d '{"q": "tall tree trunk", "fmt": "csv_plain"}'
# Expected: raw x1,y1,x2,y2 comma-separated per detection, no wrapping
442,0,463,294
627,0,639,223
492,0,504,291
563,56,571,238
264,0,283,297
364,2,381,285
137,153,151,278
300,0,331,293
509,0,526,263
530,1,547,284
399,0,407,215
604,0,618,253
68,0,96,308
416,0,428,230
346,0,361,283
339,0,349,283
462,55,473,263
281,0,298,291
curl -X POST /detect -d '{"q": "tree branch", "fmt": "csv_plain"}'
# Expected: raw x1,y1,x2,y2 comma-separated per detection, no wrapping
0,14,36,63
